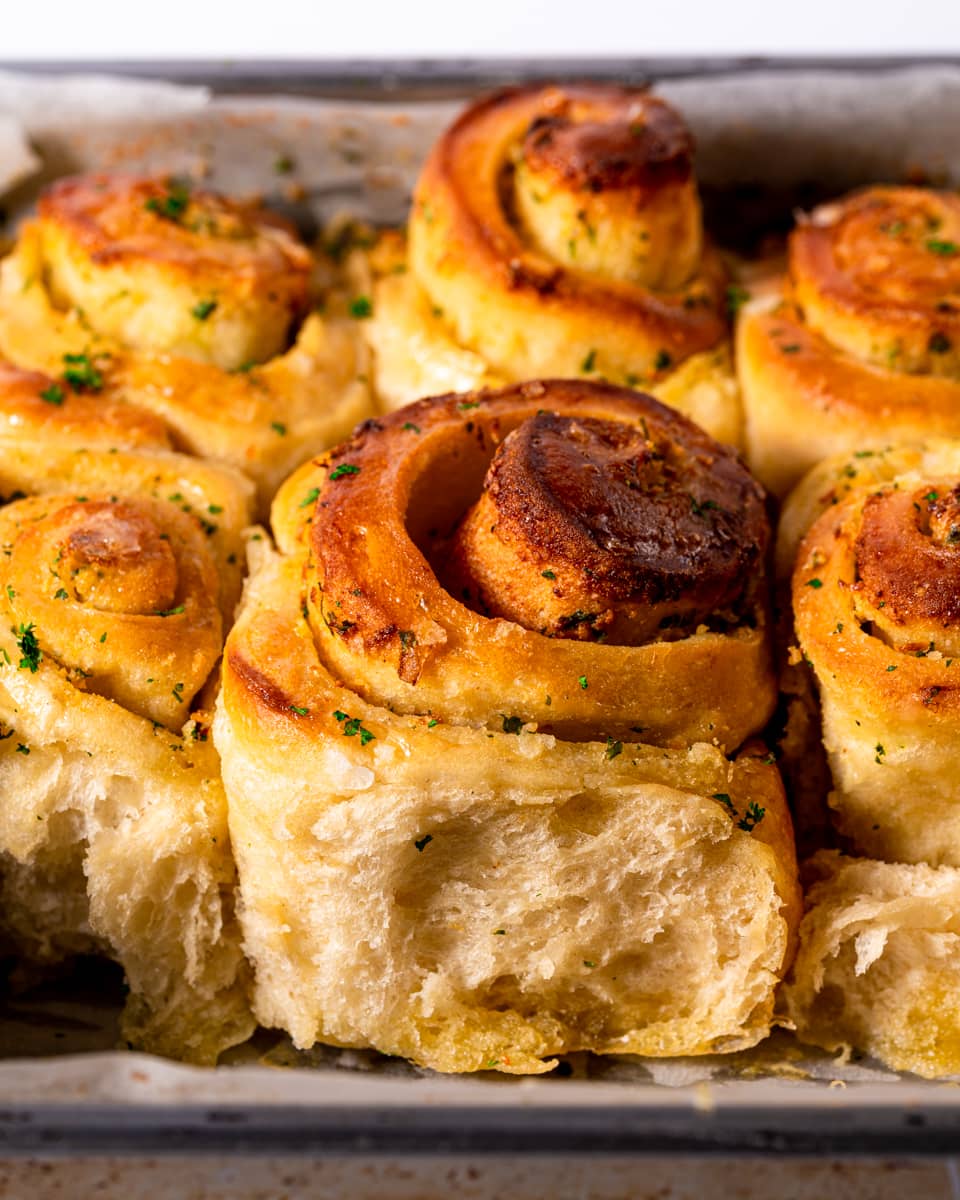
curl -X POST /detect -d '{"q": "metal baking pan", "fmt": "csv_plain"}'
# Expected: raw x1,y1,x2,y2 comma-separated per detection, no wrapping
2,58,960,1160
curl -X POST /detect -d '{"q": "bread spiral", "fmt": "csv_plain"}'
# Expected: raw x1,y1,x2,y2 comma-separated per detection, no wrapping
0,174,374,511
215,380,799,1074
788,441,960,867
0,361,254,1061
782,851,960,1079
360,86,739,446
739,186,960,497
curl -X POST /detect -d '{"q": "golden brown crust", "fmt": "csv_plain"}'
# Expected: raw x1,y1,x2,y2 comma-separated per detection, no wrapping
445,407,767,643
739,187,960,497
276,380,774,749
0,180,374,512
405,85,727,387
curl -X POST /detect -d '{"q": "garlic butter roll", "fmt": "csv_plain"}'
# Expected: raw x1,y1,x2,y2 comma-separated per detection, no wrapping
783,850,960,1079
789,441,960,867
0,174,373,510
0,362,254,1062
215,380,798,1075
360,85,739,445
739,186,960,497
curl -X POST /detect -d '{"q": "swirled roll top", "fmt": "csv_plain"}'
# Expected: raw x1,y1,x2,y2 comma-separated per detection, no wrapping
277,380,773,749
406,85,727,385
792,187,960,378
35,174,312,371
853,482,960,658
447,408,766,644
0,493,221,729
512,89,702,290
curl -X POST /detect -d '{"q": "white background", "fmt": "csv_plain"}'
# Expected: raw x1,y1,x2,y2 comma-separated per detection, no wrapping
2,0,959,58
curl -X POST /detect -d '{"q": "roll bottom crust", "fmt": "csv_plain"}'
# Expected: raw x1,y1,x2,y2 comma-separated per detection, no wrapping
215,539,800,1074
783,851,960,1079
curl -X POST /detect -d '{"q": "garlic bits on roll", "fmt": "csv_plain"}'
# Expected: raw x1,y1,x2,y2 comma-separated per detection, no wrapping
359,86,740,446
0,174,373,511
739,187,960,497
0,360,254,1063
215,380,798,1075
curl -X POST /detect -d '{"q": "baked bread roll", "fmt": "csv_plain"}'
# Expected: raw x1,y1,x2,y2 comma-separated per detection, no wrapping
739,186,960,497
0,174,373,511
789,441,960,866
782,850,960,1078
215,380,799,1074
359,85,740,446
0,361,254,1061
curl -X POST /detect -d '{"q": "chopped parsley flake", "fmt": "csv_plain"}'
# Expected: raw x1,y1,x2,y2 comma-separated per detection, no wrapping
62,352,104,393
271,422,287,436
15,743,29,755
806,578,823,589
349,295,373,319
15,623,41,672
329,464,360,481
712,792,737,815
578,675,588,690
875,743,886,764
145,181,190,223
333,709,375,745
581,349,597,374
172,682,185,702
274,154,295,175
926,239,959,256
39,384,65,406
541,569,556,580
299,487,320,508
583,960,596,969
54,588,69,601
402,421,421,433
289,704,309,716
191,298,218,321
605,737,623,761
155,604,185,617
655,349,673,371
414,834,433,852
736,801,766,833
501,715,523,734
726,284,751,316
457,400,480,411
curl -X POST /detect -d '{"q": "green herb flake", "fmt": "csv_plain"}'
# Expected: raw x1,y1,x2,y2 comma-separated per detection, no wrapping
54,588,69,601
191,298,218,321
737,801,766,833
402,421,421,433
501,715,524,734
15,623,40,672
349,295,373,319
655,349,673,371
583,959,596,969
457,400,480,411
541,569,556,580
886,664,898,671
155,604,185,617
145,181,190,223
62,352,104,393
414,834,433,852
578,675,588,690
726,284,751,316
15,743,29,755
926,238,959,256
299,487,320,509
289,704,309,716
172,682,185,703
581,349,597,374
333,709,375,745
427,718,439,728
806,577,824,589
329,464,361,481
712,792,737,815
605,737,623,761
274,154,296,175
271,422,287,436
39,383,65,406
875,743,886,764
